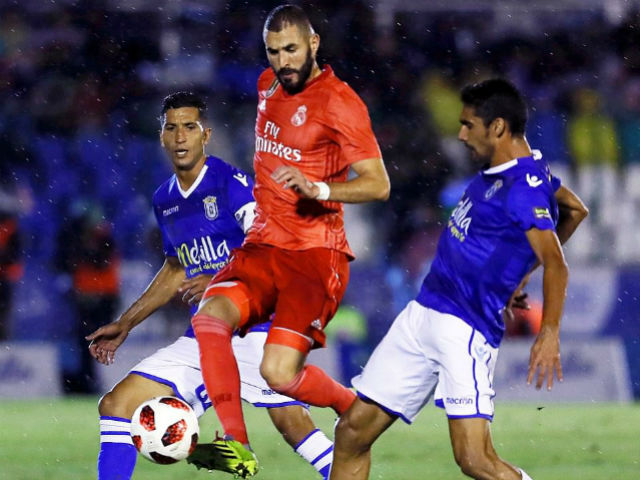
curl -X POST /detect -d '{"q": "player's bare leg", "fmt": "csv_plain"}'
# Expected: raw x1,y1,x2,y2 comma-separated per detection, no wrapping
261,340,350,480
99,374,174,418
195,293,241,331
330,397,396,480
260,343,306,385
267,405,316,447
97,374,174,480
268,406,334,478
260,341,355,415
448,417,524,479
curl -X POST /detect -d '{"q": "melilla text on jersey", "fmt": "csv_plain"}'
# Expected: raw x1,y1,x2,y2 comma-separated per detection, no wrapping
448,197,473,243
175,236,231,274
185,260,229,278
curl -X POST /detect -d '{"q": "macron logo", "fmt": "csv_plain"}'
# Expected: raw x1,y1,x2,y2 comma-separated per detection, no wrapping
233,173,249,187
446,397,474,405
526,174,543,187
163,206,179,216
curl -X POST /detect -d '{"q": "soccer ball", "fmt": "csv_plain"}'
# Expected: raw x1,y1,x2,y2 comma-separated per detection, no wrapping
130,396,199,464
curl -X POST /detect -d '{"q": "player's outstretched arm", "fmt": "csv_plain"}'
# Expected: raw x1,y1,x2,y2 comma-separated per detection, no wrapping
555,185,589,245
271,156,390,203
86,256,185,365
524,228,568,391
509,186,587,312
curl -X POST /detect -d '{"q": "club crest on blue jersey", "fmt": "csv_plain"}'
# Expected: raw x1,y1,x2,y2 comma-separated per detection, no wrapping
484,179,503,200
203,196,218,220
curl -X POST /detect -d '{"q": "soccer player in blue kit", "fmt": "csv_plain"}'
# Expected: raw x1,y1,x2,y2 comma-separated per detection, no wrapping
87,92,334,480
330,79,588,480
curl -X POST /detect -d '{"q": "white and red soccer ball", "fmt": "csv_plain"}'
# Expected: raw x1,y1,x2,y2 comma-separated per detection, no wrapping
130,396,199,464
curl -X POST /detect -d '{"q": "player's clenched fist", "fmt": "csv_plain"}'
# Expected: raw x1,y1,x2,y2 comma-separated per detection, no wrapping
271,165,319,199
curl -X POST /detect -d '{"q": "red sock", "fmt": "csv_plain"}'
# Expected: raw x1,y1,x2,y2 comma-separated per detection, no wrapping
274,365,356,415
192,314,248,445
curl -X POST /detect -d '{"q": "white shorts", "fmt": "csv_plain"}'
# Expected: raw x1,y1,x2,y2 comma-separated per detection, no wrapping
129,333,305,418
352,301,498,423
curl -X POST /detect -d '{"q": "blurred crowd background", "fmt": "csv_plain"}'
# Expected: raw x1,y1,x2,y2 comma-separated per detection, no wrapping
1,0,639,398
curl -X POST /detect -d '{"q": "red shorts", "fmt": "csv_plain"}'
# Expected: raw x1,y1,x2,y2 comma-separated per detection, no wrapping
202,243,349,349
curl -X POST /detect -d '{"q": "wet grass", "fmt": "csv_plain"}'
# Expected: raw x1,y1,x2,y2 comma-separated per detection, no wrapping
1,397,638,479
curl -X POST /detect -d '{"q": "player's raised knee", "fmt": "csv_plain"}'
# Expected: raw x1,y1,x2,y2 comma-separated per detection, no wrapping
194,300,235,327
196,285,244,326
98,391,122,417
98,390,143,419
259,358,298,389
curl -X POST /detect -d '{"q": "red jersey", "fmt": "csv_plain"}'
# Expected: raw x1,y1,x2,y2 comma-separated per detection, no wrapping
245,66,381,258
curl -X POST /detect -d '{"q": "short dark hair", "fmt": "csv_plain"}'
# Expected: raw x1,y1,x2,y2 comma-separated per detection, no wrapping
160,91,207,119
460,78,528,135
264,4,313,36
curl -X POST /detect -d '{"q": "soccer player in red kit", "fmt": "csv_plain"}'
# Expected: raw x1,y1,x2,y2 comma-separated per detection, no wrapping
187,4,390,477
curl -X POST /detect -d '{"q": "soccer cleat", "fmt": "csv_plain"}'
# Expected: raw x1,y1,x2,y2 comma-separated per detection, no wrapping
187,435,259,478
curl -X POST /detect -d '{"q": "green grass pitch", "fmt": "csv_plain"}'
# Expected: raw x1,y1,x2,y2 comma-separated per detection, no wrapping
1,397,638,479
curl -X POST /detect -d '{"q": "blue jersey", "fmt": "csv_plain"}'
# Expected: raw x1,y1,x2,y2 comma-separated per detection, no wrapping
417,152,560,347
152,156,257,337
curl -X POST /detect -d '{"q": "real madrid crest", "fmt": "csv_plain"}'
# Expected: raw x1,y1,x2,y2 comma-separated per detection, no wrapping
203,196,218,220
291,105,307,127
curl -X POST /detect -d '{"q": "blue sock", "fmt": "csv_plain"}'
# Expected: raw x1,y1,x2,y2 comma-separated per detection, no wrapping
295,428,334,479
98,416,137,480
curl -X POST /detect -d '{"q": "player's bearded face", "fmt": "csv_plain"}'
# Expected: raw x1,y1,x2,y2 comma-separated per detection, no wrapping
265,24,317,95
466,131,493,164
458,107,493,164
276,47,314,94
